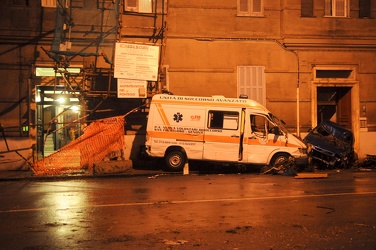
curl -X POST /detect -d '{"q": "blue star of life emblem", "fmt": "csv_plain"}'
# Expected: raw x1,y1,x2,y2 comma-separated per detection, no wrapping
173,112,183,123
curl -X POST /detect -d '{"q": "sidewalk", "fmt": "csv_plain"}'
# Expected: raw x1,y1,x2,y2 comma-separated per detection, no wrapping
0,159,170,181
0,167,166,181
0,170,35,181
1,163,374,181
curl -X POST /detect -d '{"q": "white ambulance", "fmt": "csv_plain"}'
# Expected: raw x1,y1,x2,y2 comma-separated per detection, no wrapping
144,94,308,171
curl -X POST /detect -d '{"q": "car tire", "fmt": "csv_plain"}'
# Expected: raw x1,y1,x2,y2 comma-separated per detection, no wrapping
164,150,186,172
270,153,290,167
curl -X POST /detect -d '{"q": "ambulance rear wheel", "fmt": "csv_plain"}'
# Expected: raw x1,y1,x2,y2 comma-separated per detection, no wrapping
164,150,186,172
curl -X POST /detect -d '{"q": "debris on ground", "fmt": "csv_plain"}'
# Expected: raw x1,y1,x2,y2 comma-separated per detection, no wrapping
93,160,133,175
294,173,328,179
359,154,376,169
162,239,188,246
260,157,296,176
316,205,335,214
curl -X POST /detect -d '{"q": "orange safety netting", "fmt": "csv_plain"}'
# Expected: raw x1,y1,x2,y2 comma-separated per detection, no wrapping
33,116,125,176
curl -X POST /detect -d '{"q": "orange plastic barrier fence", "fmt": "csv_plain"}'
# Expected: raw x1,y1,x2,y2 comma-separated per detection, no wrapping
34,116,125,176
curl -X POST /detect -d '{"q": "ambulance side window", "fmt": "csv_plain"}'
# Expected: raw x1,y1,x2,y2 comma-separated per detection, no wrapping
208,111,239,130
250,115,268,134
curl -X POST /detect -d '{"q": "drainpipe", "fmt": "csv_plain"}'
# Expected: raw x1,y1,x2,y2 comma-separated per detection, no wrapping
271,39,300,136
270,40,300,136
297,77,300,136
291,51,300,137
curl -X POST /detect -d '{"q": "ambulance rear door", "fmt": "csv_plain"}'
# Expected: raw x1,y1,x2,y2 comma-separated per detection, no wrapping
203,107,243,162
151,103,206,160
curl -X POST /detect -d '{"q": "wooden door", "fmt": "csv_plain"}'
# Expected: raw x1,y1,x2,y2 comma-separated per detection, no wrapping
337,87,352,129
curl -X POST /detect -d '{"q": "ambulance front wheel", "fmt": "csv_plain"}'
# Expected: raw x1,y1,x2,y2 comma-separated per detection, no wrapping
270,153,290,166
164,150,186,172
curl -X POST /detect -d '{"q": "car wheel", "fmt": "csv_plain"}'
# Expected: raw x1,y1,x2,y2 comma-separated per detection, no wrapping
270,153,290,167
164,150,186,172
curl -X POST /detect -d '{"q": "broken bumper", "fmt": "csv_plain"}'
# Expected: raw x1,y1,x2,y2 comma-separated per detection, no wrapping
294,155,309,167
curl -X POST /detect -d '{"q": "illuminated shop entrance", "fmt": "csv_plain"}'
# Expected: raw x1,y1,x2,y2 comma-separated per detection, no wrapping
36,85,81,158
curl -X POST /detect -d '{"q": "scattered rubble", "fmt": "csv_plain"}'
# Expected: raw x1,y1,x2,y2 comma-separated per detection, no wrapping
359,154,376,170
295,173,328,179
260,157,296,176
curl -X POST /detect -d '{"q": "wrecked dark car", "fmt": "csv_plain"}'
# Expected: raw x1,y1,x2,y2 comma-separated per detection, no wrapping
304,121,356,169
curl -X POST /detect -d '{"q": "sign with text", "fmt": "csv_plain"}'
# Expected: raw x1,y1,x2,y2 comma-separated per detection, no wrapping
117,79,147,98
114,43,159,81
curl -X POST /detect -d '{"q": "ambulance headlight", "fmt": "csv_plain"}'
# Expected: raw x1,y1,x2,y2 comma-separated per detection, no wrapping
300,147,308,155
299,147,308,155
306,143,313,153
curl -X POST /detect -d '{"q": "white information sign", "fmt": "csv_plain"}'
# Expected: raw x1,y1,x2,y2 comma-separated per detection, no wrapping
117,79,147,98
114,43,160,81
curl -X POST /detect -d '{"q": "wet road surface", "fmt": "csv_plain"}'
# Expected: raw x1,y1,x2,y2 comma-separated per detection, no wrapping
0,170,375,249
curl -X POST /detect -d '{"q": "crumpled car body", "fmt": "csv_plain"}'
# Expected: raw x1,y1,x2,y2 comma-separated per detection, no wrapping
303,121,356,169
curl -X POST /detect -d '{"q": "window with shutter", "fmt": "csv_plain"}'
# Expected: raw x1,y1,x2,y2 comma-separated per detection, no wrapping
301,0,314,17
41,0,56,7
324,0,349,17
124,0,138,11
252,0,262,13
324,0,332,15
238,0,248,13
237,0,264,17
124,0,153,13
251,0,263,16
335,0,345,16
139,0,152,13
41,0,70,8
359,0,371,18
237,66,266,106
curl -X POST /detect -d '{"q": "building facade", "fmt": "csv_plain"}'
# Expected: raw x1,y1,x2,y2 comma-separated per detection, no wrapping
161,0,376,158
0,0,375,170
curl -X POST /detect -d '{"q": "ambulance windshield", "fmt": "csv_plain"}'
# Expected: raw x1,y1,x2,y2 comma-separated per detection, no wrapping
269,113,289,134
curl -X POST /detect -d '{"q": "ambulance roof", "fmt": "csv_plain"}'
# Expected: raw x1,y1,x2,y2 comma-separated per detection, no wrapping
151,94,269,112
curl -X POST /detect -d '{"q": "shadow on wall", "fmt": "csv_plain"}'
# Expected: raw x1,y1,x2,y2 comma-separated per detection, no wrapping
0,137,32,171
125,129,162,170
128,132,145,162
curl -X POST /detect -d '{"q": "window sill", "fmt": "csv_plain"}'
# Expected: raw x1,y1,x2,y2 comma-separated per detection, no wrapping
323,15,350,18
236,14,265,18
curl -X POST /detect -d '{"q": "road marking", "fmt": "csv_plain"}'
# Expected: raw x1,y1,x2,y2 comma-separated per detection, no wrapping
2,191,376,213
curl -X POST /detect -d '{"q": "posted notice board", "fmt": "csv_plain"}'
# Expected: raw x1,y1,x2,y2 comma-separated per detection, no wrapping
114,43,160,81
